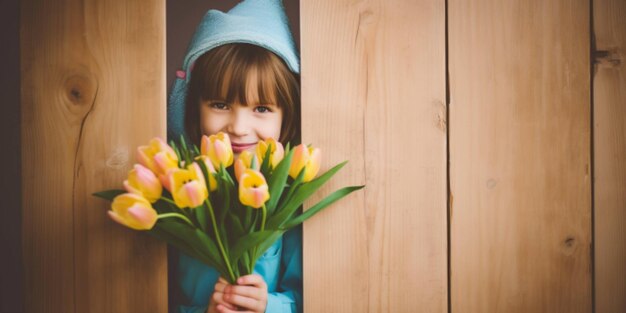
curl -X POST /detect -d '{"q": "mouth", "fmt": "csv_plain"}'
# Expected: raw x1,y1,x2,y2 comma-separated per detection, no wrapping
231,142,257,153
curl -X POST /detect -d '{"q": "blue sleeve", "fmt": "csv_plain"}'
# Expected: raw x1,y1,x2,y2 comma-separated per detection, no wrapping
265,225,303,313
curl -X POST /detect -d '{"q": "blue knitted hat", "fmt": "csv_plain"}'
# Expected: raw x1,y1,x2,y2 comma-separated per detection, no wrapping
167,0,300,142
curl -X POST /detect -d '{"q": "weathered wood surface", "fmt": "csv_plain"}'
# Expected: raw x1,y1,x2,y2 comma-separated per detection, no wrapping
301,0,447,312
21,0,168,311
449,0,592,312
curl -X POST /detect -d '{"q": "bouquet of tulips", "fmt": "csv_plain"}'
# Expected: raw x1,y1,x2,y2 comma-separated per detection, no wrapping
93,132,363,284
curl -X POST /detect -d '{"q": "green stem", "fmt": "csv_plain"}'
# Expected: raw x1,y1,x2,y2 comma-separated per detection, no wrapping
160,197,178,207
261,204,267,232
205,199,236,284
157,213,194,227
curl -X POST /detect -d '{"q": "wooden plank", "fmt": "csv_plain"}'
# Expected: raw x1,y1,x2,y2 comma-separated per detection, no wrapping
593,0,626,312
449,1,591,312
301,0,447,312
21,0,167,312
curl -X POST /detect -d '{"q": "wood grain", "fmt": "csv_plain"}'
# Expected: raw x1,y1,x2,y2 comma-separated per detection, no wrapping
301,0,447,312
449,0,592,312
593,0,626,312
21,0,167,312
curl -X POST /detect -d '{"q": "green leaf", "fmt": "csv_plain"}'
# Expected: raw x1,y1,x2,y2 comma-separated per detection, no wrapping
92,189,125,201
229,211,246,236
194,205,208,233
241,251,252,276
277,165,304,211
152,198,177,214
252,231,284,262
229,230,280,266
266,148,294,214
149,227,199,259
180,134,192,165
193,228,227,268
260,144,272,175
266,161,348,229
157,219,226,274
170,140,182,164
280,185,364,230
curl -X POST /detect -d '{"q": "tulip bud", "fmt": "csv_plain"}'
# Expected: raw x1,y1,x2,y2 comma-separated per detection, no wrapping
169,166,208,209
239,169,270,209
137,137,179,175
234,150,259,182
123,164,163,203
289,144,322,183
256,138,284,169
194,155,218,192
108,193,158,230
201,132,234,169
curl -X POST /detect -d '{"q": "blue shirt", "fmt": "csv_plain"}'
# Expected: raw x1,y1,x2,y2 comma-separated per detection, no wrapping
175,226,302,313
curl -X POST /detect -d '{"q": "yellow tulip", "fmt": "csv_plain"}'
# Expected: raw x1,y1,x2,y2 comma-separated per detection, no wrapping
239,169,270,209
256,138,284,169
289,144,322,183
201,132,233,169
137,137,179,175
169,164,208,208
234,150,259,182
108,193,158,230
194,155,218,192
123,164,163,203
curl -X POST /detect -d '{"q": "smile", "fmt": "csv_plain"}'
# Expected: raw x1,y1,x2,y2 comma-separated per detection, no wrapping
231,142,257,153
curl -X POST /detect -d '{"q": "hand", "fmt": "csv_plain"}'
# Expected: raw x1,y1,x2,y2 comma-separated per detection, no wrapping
217,274,268,313
207,277,238,313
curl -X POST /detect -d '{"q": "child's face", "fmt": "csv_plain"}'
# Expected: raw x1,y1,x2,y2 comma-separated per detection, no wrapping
199,99,283,155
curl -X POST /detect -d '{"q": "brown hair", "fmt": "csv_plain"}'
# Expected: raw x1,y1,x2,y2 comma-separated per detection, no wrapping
184,43,300,146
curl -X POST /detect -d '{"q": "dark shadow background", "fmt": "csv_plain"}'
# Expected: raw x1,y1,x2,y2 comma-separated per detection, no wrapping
0,0,22,311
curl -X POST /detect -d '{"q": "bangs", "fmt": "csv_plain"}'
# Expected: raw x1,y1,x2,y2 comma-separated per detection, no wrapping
196,44,281,107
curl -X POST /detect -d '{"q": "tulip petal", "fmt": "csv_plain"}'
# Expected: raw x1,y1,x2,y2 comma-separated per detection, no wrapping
303,148,322,182
238,169,269,208
289,144,309,179
109,193,156,230
108,211,129,227
127,204,158,230
137,146,158,173
235,158,246,182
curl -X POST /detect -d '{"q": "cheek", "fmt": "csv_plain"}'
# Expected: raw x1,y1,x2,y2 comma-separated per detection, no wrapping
200,108,227,136
262,113,283,140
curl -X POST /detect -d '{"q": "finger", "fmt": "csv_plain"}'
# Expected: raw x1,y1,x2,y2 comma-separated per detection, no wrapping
224,285,265,301
223,293,261,311
236,274,267,289
214,280,229,293
211,292,237,310
216,304,253,313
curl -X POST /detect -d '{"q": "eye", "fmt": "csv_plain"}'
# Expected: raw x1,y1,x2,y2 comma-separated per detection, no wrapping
210,102,229,110
254,105,273,113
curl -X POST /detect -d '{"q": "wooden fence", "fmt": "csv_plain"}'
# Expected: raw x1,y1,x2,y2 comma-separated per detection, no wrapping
20,0,624,312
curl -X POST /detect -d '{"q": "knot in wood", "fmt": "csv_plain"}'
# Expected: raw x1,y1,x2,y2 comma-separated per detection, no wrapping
560,236,577,256
64,74,97,109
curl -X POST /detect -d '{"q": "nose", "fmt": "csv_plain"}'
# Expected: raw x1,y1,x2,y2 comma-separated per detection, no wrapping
226,106,250,138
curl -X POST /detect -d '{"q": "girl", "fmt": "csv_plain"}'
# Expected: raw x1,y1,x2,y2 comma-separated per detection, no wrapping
167,1,302,313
